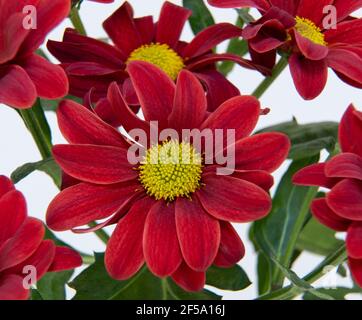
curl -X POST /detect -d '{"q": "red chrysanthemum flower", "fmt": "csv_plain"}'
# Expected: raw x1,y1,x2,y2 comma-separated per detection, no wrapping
0,0,70,109
0,176,82,300
208,0,362,99
293,104,362,287
47,1,267,118
46,61,290,291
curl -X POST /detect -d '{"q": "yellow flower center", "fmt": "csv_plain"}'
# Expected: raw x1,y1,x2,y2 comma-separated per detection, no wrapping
294,16,327,46
127,43,185,80
139,140,203,201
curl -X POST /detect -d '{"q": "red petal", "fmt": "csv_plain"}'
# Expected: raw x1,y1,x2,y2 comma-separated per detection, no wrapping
201,96,260,145
46,181,139,231
234,132,290,172
143,201,182,277
346,222,362,259
311,198,350,232
195,69,240,112
349,257,362,287
327,48,362,85
105,197,155,280
134,16,155,44
176,196,220,271
325,19,362,44
214,222,245,267
48,246,82,272
327,179,362,220
127,61,175,128
333,0,362,22
182,23,242,59
168,70,207,132
297,0,334,26
0,190,27,246
339,104,362,157
0,65,36,109
0,175,14,198
19,0,71,55
156,2,191,48
57,99,128,148
293,163,340,188
103,2,142,56
293,30,328,60
53,144,137,185
0,274,29,300
0,218,44,272
20,54,68,99
325,153,362,180
171,262,206,292
232,170,274,191
107,82,150,133
289,53,328,100
207,0,270,11
197,175,272,223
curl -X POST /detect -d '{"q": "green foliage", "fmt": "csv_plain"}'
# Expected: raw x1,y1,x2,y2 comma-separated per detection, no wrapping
183,0,215,34
36,270,74,300
206,265,251,291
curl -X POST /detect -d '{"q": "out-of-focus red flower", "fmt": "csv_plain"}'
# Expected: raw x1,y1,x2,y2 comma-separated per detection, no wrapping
0,0,70,109
47,1,268,119
293,104,362,287
209,0,362,100
46,61,290,291
0,176,82,300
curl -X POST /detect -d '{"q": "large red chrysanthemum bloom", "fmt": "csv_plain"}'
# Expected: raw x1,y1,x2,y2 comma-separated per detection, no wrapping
208,0,362,100
47,1,267,115
0,0,70,109
293,104,362,287
0,176,82,300
46,61,290,291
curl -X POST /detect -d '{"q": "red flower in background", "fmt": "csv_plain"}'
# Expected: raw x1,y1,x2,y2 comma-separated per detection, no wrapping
0,0,70,109
47,1,267,120
208,0,362,99
46,61,290,291
293,105,362,287
0,176,81,300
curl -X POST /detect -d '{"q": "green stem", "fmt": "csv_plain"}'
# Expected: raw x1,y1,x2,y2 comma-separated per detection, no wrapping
69,6,86,35
257,245,347,300
19,106,52,159
252,56,289,99
82,254,95,265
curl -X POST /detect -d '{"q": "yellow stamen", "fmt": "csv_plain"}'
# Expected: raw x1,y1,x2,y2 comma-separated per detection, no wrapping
294,16,327,46
139,140,203,202
127,43,185,80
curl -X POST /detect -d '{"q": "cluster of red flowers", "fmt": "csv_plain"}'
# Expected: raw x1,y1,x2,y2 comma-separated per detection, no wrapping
0,0,361,299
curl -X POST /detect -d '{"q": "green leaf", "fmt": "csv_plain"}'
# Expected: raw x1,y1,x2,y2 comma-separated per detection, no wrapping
297,217,344,256
303,287,362,300
183,0,215,34
40,95,82,112
206,265,251,291
36,270,74,300
257,252,272,295
11,158,61,188
166,279,221,300
70,253,220,300
31,289,44,300
236,8,255,23
253,156,319,288
258,120,339,160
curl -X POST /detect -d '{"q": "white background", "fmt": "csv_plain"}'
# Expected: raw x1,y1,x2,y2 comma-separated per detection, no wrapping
0,0,361,299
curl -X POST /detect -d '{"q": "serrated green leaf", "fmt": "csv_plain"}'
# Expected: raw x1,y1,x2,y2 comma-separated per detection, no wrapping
36,270,74,300
183,0,215,34
297,217,344,256
206,265,251,291
253,156,319,288
11,158,61,188
258,120,339,160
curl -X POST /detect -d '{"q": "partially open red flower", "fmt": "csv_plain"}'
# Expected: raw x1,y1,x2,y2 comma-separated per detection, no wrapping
209,0,362,99
293,104,362,287
46,61,290,291
0,176,82,300
47,1,267,116
0,0,70,109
